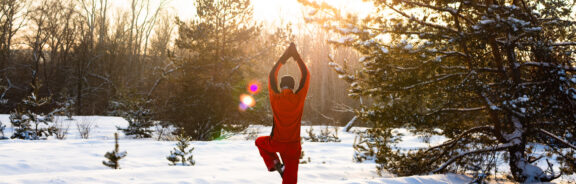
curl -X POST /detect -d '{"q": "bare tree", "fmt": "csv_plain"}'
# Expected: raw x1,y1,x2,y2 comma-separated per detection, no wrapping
0,0,28,70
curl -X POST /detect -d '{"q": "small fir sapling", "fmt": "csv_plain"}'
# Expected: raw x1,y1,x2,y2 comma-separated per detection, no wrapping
10,80,57,140
167,132,196,166
56,89,75,120
110,92,155,139
304,126,341,142
0,121,7,140
103,133,127,169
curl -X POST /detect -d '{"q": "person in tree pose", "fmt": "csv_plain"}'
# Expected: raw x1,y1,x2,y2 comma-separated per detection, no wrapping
255,43,310,184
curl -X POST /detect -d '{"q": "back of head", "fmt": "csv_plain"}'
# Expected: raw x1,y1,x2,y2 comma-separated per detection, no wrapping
280,76,295,90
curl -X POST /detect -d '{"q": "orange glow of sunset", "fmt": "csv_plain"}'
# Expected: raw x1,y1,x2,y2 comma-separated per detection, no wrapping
168,0,376,25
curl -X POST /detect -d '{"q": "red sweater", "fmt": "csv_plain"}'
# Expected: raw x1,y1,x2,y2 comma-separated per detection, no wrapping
268,60,310,143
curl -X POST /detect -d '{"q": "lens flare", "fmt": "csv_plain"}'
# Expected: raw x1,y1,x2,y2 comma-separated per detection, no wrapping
247,80,261,94
239,94,256,111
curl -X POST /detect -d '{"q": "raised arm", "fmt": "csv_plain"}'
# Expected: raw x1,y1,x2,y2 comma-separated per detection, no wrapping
292,46,309,94
268,46,291,94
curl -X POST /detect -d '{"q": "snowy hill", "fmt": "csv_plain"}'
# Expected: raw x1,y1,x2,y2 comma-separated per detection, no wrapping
1,115,472,184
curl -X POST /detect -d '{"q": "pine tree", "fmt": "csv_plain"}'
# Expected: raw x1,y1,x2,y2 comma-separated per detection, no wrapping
110,91,154,139
167,132,196,166
56,89,75,120
103,132,127,169
302,0,576,182
10,79,57,140
163,0,261,140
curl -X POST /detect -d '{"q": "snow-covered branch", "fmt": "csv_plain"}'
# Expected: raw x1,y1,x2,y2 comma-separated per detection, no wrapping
480,92,500,111
441,66,501,72
426,125,494,152
520,62,576,72
437,106,487,113
537,128,576,150
430,142,516,174
147,62,182,98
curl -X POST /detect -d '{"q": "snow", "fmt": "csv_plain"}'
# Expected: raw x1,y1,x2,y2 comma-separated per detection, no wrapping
308,9,317,16
338,27,360,34
479,19,495,25
435,56,442,62
381,47,389,54
333,36,355,44
524,27,542,32
403,44,413,50
0,115,474,184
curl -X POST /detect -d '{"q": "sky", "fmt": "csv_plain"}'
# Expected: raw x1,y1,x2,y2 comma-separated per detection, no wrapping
167,0,376,26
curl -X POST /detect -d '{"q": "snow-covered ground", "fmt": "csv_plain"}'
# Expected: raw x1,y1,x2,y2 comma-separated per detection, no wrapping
0,115,475,184
1,115,574,183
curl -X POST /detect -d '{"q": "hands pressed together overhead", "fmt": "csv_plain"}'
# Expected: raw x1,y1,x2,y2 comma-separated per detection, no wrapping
280,43,301,64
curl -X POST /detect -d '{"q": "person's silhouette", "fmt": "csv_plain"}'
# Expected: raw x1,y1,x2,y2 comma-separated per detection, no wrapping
255,43,309,184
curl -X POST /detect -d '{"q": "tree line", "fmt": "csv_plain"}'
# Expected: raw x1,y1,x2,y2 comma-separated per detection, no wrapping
0,0,361,140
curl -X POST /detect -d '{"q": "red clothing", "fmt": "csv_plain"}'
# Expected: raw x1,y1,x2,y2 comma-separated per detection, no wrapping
268,62,310,143
257,45,309,184
255,136,301,184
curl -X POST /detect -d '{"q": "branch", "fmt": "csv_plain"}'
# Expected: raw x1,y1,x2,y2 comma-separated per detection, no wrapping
430,142,516,174
430,106,487,115
551,42,576,46
544,159,563,181
402,73,466,90
147,62,183,98
385,3,459,34
520,62,576,72
400,0,474,25
426,125,494,152
537,128,576,150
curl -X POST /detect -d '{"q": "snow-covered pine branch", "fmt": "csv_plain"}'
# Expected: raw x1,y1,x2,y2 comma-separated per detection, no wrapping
425,125,495,152
430,142,519,174
301,0,576,182
537,129,576,150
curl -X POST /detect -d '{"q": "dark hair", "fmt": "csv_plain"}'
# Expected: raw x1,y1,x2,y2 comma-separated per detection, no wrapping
280,76,295,90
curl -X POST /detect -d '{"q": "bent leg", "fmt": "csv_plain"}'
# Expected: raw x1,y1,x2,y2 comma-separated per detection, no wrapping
255,136,280,171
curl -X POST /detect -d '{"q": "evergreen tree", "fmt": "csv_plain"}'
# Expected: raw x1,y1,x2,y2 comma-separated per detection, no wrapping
167,132,196,166
10,79,57,140
0,120,7,140
110,91,155,139
103,132,127,169
303,126,341,142
56,89,75,120
163,0,261,140
302,0,576,182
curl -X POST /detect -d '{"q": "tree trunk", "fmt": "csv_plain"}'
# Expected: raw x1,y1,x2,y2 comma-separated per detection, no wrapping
507,117,548,182
508,141,528,182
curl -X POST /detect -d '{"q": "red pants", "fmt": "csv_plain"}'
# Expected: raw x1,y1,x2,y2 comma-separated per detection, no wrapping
255,136,301,184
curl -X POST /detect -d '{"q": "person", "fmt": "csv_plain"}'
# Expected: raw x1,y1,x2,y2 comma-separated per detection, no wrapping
255,43,309,184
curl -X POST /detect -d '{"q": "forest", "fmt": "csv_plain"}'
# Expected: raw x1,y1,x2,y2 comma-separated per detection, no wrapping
1,0,575,183
0,0,361,139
